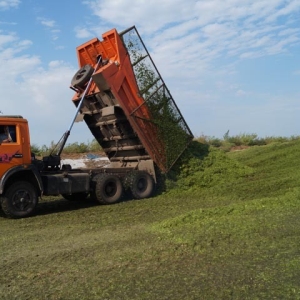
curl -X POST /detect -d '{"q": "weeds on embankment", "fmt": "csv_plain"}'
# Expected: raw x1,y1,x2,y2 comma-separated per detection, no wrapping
31,133,300,156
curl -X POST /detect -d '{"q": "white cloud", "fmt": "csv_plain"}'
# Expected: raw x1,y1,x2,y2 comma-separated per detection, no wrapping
0,33,18,47
278,28,300,37
83,0,189,34
79,0,300,106
0,21,17,25
83,0,300,64
39,19,56,28
80,0,300,139
0,32,85,146
74,27,93,39
37,17,61,41
0,0,20,10
266,35,299,55
20,61,74,107
0,35,37,78
17,61,79,143
265,0,300,22
55,45,65,50
2,61,82,146
236,89,247,97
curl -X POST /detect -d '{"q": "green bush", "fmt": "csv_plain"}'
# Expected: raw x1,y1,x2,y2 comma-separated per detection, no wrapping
30,144,50,157
195,133,300,151
88,139,103,152
228,133,258,146
62,139,103,154
30,144,42,156
30,139,103,156
63,142,89,154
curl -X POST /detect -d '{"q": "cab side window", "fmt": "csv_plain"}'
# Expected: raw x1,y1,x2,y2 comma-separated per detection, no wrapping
0,125,16,143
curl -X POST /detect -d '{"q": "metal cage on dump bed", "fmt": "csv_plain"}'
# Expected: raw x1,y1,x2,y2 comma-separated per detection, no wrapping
72,26,193,173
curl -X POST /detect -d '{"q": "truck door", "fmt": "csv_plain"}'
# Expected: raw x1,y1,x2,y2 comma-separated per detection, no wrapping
0,124,25,175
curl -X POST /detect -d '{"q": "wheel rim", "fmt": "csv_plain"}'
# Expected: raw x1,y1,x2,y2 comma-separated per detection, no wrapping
104,181,117,197
12,189,33,211
137,177,147,192
75,69,87,80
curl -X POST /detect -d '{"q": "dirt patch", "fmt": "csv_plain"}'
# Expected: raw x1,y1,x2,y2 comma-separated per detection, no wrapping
60,151,106,160
230,145,250,152
60,151,109,169
83,158,109,169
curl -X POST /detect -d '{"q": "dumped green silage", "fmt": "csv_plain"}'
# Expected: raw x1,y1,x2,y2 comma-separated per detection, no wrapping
165,141,254,192
149,140,300,299
2,140,300,299
150,188,300,299
153,188,300,250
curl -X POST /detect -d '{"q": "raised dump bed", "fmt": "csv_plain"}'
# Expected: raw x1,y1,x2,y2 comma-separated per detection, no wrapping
71,26,193,173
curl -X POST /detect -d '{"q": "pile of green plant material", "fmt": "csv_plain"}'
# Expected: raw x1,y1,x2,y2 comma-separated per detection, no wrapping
165,141,253,192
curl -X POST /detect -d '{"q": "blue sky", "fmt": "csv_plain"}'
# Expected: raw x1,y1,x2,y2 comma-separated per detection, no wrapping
1,0,300,146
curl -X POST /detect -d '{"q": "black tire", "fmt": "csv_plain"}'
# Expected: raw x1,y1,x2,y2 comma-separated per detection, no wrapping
71,64,94,88
91,174,123,205
1,181,38,218
126,171,155,199
0,197,6,216
61,192,89,201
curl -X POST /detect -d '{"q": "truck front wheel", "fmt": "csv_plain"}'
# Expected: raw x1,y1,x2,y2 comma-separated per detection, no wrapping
91,174,123,205
1,181,38,218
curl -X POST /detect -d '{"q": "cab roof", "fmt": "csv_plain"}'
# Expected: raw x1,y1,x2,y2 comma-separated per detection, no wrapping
0,115,23,119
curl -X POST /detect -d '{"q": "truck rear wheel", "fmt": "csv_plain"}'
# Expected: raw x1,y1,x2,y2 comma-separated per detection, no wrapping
91,174,123,204
126,171,155,199
1,181,38,218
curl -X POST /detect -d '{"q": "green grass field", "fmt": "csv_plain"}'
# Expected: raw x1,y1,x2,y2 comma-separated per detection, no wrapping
1,140,300,299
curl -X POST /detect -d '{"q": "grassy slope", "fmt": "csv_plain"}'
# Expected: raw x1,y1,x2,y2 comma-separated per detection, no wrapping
1,141,300,299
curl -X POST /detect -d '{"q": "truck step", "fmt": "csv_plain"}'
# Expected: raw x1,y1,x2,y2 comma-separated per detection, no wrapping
110,155,151,161
95,117,127,126
103,145,144,152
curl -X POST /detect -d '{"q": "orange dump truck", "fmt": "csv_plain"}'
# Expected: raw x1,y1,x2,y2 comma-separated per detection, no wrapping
0,26,193,218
